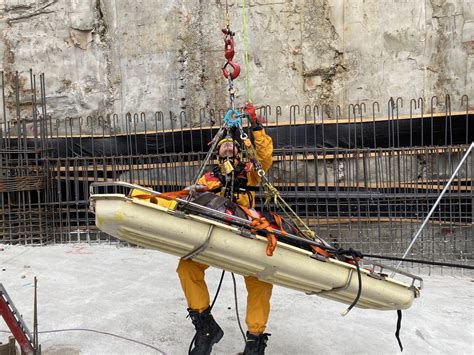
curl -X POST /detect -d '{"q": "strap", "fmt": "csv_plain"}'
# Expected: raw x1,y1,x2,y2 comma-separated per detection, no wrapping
269,212,287,236
239,205,277,256
133,188,207,202
340,249,363,316
159,189,192,200
311,245,333,258
243,185,259,191
210,185,259,193
396,310,403,352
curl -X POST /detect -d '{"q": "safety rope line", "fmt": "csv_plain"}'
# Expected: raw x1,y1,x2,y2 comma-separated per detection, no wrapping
236,124,325,245
0,328,166,354
231,272,247,342
242,0,251,102
225,0,230,29
364,254,474,270
191,126,227,187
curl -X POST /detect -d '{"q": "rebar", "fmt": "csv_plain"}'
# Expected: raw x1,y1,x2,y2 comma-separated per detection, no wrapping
0,69,472,270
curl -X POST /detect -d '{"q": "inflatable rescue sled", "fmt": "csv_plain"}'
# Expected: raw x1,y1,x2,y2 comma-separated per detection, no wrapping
90,181,422,311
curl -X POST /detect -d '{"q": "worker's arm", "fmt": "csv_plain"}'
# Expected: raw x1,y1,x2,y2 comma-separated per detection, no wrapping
244,103,274,173
197,172,222,192
252,127,273,172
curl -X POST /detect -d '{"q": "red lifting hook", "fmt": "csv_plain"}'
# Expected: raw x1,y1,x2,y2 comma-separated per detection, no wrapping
222,28,240,80
222,60,241,80
224,36,235,61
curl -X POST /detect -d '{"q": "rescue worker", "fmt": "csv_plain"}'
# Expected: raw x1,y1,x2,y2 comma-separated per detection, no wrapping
177,103,274,355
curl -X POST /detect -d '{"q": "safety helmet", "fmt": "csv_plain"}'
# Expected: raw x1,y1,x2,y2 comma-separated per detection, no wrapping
216,137,240,150
216,137,241,159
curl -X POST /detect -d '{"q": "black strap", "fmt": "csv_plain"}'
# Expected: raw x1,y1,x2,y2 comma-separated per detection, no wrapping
336,248,363,316
396,310,403,352
210,185,259,193
241,185,259,191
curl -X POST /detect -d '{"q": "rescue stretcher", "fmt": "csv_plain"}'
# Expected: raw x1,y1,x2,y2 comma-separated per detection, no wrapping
90,181,422,312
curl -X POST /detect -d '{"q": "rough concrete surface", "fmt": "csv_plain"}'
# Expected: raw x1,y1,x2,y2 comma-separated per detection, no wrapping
0,244,473,354
0,1,473,121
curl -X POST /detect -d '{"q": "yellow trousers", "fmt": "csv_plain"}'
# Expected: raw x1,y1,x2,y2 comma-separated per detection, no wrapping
177,258,273,334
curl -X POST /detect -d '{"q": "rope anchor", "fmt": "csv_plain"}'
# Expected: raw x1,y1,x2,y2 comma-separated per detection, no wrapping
223,109,243,127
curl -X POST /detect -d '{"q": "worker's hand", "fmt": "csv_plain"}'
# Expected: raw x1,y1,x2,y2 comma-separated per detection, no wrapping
244,102,264,131
212,165,225,183
244,102,258,122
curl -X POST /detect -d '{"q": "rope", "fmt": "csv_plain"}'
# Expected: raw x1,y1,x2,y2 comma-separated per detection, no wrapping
191,126,227,186
188,270,226,354
225,0,230,29
0,328,166,354
341,257,363,317
364,254,474,270
238,125,325,244
242,0,251,102
395,310,403,352
231,272,246,342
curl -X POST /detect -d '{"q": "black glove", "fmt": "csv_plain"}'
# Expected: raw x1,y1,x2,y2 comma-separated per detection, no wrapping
250,118,263,131
212,165,225,184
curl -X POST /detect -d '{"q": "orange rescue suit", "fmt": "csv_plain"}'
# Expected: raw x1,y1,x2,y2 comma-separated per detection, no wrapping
177,128,274,334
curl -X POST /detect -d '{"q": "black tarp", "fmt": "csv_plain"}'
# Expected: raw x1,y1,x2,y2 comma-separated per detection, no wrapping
8,114,473,157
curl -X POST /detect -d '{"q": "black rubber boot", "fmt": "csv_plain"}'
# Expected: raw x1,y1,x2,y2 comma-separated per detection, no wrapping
188,307,224,355
243,331,270,355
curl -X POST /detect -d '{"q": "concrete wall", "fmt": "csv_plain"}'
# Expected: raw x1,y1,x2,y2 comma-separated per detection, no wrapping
0,0,473,123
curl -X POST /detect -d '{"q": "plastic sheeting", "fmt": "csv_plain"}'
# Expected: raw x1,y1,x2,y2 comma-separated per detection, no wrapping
11,114,473,157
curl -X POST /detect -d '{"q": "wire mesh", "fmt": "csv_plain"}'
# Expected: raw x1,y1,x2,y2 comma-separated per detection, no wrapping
0,70,472,270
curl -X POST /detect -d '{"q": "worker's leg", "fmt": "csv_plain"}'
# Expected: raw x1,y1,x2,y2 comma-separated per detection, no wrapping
177,259,223,354
244,276,273,334
176,258,210,312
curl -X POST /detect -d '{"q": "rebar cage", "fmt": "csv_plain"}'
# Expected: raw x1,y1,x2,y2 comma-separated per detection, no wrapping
0,70,472,271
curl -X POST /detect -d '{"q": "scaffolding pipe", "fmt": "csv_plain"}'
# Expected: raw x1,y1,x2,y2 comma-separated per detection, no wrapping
395,142,474,270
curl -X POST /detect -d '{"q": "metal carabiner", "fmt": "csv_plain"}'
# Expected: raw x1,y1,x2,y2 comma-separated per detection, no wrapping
223,109,242,127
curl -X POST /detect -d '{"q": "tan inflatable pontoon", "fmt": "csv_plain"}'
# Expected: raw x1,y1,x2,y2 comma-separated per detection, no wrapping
90,182,422,311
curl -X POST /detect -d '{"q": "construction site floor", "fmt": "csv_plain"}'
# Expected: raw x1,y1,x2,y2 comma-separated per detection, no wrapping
0,244,472,355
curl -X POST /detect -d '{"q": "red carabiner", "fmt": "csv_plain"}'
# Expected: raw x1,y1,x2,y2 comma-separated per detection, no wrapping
222,60,241,80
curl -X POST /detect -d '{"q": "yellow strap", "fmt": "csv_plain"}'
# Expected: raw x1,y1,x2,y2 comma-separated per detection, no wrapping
242,0,251,103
